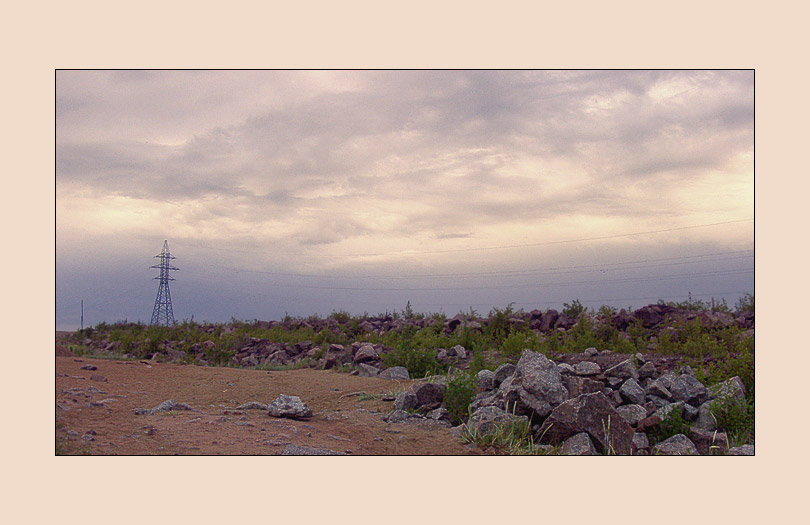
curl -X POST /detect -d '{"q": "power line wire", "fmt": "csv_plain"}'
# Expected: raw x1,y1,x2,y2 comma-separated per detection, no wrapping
185,250,753,280
174,217,753,258
219,267,753,292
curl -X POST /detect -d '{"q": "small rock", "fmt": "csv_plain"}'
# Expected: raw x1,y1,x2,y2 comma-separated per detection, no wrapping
631,432,650,454
477,370,496,391
652,434,699,455
583,347,599,357
619,378,646,406
236,401,269,411
561,432,599,455
80,364,97,371
268,394,312,419
379,366,410,381
90,374,107,382
726,444,755,455
604,359,639,381
575,361,600,376
280,445,347,455
616,404,647,426
557,363,575,375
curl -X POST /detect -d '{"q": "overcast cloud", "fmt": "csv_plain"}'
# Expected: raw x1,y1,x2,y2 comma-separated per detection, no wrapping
55,70,754,330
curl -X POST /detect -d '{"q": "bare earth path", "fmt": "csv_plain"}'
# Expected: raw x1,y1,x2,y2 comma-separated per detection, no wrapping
55,351,479,455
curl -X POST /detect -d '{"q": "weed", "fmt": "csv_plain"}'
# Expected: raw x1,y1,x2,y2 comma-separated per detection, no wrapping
444,371,477,425
647,406,691,446
708,394,755,448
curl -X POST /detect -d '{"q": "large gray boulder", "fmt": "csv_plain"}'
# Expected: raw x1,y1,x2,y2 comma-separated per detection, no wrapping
500,350,568,418
539,392,635,455
268,394,312,419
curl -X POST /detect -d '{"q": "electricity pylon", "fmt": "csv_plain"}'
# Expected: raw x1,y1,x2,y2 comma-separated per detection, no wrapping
150,240,179,325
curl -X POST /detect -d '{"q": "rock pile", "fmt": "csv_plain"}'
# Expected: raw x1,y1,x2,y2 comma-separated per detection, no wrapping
383,348,752,455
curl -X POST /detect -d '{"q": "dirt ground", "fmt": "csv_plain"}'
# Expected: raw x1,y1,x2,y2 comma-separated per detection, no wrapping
55,336,479,455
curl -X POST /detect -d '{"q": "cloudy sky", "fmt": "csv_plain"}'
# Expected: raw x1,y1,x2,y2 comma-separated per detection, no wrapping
55,70,754,330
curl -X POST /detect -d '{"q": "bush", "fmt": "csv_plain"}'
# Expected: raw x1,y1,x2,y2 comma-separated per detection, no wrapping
562,299,587,319
382,347,441,378
444,371,477,425
648,406,691,446
709,394,755,448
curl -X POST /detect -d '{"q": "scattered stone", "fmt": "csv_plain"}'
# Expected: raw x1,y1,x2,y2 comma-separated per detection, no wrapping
80,364,97,371
539,392,635,455
604,359,639,381
652,434,699,455
708,376,746,404
477,369,496,391
236,401,269,411
616,404,647,426
501,350,568,418
379,366,410,381
726,444,755,455
688,427,729,455
638,361,657,380
557,363,575,375
353,344,378,364
693,401,718,431
90,374,107,382
631,432,650,454
583,347,599,357
393,390,419,411
493,363,516,387
280,445,347,455
646,379,673,400
619,377,646,406
412,382,445,411
268,394,312,419
575,361,601,376
356,363,381,377
467,405,527,435
384,409,413,423
561,432,598,455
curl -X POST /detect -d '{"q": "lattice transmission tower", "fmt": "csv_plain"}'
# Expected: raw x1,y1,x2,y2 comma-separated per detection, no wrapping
150,240,179,325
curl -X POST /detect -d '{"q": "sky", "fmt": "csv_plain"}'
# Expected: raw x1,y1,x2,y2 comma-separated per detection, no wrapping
55,70,754,330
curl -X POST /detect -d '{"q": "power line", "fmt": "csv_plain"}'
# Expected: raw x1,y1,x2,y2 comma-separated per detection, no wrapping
184,249,753,280
217,267,753,292
174,217,753,258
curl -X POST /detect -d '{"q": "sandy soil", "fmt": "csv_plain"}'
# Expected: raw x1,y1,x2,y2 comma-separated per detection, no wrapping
55,350,480,455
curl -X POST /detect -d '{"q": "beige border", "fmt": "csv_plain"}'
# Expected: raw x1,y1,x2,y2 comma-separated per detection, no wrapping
10,0,800,523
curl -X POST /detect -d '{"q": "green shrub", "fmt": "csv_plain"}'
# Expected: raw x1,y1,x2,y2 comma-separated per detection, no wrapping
709,394,755,448
444,371,477,425
382,347,441,378
648,406,691,445
562,299,587,319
